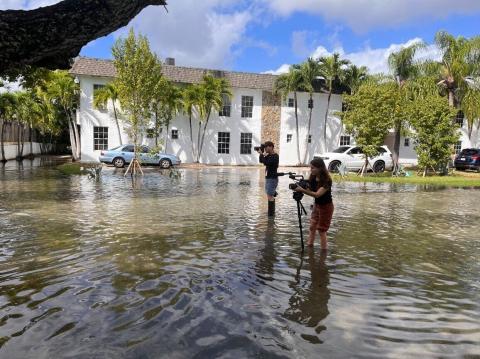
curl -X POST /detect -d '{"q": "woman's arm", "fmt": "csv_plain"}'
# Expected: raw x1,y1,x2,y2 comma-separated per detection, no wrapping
295,186,328,198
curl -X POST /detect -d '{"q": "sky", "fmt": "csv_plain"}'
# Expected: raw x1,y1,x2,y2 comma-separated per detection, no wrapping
2,0,480,76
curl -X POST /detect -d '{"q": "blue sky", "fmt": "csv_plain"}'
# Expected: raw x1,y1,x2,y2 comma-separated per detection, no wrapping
3,0,480,74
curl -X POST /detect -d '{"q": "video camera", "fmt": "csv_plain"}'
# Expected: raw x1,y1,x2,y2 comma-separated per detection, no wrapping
254,144,266,152
278,172,310,201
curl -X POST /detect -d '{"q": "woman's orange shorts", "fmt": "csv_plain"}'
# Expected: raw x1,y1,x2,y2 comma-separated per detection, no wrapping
310,203,334,233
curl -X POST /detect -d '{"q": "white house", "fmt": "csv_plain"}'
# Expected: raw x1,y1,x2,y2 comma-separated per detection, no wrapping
70,57,480,167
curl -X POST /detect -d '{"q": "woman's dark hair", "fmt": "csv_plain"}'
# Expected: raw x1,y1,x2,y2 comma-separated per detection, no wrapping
309,157,332,186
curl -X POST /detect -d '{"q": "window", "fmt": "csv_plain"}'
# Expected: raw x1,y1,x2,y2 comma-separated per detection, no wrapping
171,129,178,139
287,134,292,143
404,138,410,147
340,135,351,146
342,102,348,112
122,145,134,152
218,132,230,154
141,146,150,153
219,94,231,117
349,147,363,155
93,84,105,91
455,111,464,127
377,147,387,154
454,141,462,155
308,99,314,109
93,126,108,151
241,96,254,118
240,133,253,154
287,98,295,108
308,135,312,143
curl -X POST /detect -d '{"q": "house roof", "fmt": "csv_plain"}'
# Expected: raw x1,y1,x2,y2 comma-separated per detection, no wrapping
70,57,279,91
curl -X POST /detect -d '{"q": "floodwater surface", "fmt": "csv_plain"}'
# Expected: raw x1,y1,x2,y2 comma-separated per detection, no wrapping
0,160,479,358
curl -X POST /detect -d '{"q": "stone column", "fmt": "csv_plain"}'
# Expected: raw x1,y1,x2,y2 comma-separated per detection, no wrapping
261,91,281,153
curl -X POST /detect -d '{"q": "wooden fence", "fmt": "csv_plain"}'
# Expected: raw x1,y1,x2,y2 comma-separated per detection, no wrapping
1,121,39,144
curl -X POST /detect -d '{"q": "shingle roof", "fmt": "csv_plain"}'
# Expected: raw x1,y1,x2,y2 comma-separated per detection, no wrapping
70,57,278,91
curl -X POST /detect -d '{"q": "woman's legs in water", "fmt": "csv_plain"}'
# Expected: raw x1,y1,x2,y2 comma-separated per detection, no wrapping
318,231,327,250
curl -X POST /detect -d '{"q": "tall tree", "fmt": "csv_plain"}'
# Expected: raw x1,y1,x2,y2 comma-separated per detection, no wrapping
157,80,183,154
296,58,322,164
274,67,303,165
112,28,162,174
183,84,203,160
388,42,425,171
341,82,398,176
45,70,80,160
93,82,123,145
318,53,350,152
196,74,232,163
0,92,16,162
344,64,369,95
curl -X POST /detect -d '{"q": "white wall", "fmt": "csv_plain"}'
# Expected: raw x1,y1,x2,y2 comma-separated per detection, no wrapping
2,142,45,161
279,92,344,166
78,75,263,164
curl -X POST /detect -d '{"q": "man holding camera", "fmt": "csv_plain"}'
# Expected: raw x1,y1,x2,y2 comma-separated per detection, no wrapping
256,141,279,217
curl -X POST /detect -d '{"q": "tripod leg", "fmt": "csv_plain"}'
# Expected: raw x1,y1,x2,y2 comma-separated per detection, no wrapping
297,201,304,252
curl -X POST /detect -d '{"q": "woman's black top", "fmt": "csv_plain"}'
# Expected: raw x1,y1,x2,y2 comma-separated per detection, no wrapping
259,153,279,179
309,177,333,205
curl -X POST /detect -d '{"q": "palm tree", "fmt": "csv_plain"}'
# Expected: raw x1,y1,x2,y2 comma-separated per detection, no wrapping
388,42,425,171
46,71,80,160
197,74,232,163
318,53,350,152
433,31,480,138
344,64,369,95
0,92,16,162
295,58,322,164
158,81,184,154
93,82,123,145
183,84,203,160
274,67,303,165
13,91,35,159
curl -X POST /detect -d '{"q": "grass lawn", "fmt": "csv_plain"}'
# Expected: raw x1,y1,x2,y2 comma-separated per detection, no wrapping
333,170,480,188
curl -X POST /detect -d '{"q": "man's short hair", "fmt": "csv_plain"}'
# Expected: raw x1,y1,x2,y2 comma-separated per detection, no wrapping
264,141,274,148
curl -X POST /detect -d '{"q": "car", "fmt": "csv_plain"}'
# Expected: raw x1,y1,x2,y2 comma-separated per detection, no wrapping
454,148,480,172
314,145,394,173
99,144,181,169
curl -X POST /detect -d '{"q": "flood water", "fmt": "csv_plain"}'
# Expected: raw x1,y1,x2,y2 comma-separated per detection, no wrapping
1,159,479,358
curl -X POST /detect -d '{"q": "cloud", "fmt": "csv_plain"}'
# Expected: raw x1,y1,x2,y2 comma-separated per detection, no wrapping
258,0,480,32
264,38,441,75
0,0,60,10
122,0,261,69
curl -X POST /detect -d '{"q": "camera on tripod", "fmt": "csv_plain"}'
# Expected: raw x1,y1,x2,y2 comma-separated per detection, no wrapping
287,173,310,201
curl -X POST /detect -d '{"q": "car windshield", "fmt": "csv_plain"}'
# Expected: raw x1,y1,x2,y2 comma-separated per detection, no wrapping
460,149,479,156
109,146,122,151
332,146,351,153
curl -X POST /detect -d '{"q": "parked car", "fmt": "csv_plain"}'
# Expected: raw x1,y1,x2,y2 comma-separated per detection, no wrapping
454,148,480,172
314,145,394,173
99,144,181,169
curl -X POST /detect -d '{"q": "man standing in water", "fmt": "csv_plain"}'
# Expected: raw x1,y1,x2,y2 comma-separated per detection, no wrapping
257,141,279,217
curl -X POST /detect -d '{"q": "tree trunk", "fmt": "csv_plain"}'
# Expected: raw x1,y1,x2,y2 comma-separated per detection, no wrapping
0,120,5,162
294,92,301,165
29,126,34,157
67,117,78,161
198,110,212,163
68,110,81,160
323,90,332,153
196,120,202,163
0,0,167,75
164,123,169,154
112,102,122,145
448,89,455,108
189,114,195,161
302,92,313,165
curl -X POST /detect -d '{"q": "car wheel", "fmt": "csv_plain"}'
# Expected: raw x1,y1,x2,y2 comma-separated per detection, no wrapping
113,157,125,168
373,161,385,173
328,161,341,173
160,158,172,169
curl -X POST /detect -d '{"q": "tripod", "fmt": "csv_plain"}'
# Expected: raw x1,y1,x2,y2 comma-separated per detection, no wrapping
294,192,307,252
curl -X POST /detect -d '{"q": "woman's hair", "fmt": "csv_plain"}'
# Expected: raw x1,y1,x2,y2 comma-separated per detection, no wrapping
309,157,332,186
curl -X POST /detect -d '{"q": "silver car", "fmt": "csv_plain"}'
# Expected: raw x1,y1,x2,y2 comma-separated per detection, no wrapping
99,144,181,169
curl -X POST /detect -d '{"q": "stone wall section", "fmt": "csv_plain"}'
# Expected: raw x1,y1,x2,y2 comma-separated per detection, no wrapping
261,91,281,153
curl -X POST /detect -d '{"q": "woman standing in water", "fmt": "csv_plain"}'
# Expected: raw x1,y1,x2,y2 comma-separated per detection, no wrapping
294,158,334,249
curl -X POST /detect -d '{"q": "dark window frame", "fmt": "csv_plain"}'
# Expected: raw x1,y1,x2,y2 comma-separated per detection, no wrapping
455,111,464,127
219,94,231,117
287,134,292,143
241,96,254,118
340,135,351,146
171,129,179,140
454,141,463,155
93,126,108,151
287,98,295,108
404,138,410,147
218,132,230,154
240,133,253,155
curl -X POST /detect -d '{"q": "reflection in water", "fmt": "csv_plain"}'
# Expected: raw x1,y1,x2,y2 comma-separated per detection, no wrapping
0,165,480,358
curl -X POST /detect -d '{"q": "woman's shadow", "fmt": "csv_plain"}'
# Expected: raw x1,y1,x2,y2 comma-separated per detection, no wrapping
284,248,330,344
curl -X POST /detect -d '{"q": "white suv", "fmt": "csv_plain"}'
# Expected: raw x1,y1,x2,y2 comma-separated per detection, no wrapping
314,145,394,173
